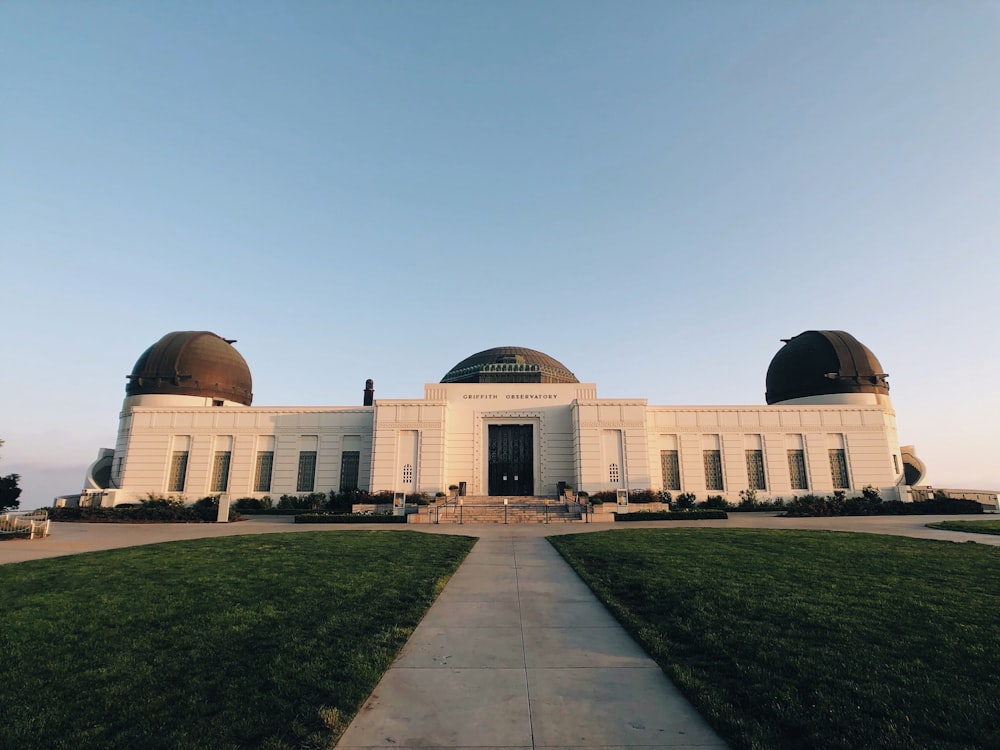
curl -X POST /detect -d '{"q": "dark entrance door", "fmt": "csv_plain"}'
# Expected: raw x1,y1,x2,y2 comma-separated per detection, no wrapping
488,424,533,496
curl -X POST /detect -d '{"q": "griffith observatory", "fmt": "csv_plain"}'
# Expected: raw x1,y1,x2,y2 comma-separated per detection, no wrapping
67,329,930,507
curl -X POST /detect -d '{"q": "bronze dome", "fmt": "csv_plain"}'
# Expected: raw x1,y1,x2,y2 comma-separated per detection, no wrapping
126,331,253,405
442,346,578,384
765,330,888,405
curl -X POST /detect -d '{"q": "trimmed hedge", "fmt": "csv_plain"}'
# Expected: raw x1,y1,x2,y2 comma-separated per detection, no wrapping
614,510,728,522
784,494,983,517
294,513,407,524
50,497,236,523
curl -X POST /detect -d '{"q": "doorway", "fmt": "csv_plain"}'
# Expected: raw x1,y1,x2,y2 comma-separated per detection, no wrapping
488,424,534,496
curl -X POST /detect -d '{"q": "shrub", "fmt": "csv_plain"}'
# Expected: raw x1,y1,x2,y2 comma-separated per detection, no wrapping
700,495,730,510
783,493,984,517
190,495,225,521
326,490,369,514
615,509,728,522
590,490,618,504
276,493,326,510
294,513,406,524
675,492,697,510
627,489,659,504
731,489,787,512
49,495,237,523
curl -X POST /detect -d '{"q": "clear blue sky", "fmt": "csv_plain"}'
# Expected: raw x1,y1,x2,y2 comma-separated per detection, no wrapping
3,2,999,508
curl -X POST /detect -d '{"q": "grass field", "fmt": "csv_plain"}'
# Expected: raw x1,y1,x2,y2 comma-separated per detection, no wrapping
927,519,1000,536
550,528,1000,750
0,531,475,750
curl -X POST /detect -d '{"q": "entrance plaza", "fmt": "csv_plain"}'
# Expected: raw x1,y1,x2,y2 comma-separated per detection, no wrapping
3,515,995,749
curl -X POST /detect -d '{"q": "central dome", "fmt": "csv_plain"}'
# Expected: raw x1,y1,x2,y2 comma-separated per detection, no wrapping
442,347,578,384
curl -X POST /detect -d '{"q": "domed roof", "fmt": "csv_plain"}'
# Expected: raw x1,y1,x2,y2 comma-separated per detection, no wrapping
442,346,578,384
765,330,888,404
126,331,253,405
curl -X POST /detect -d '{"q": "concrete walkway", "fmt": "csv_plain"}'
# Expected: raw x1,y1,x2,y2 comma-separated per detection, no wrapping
336,530,727,749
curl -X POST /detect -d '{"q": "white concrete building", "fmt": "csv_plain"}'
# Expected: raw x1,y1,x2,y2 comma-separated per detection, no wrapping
71,330,924,506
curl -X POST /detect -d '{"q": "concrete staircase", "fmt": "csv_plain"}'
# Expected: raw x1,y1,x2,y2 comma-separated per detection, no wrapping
431,496,586,524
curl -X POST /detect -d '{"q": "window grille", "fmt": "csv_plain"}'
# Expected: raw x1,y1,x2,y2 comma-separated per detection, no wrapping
210,451,231,492
168,451,188,493
829,448,850,489
609,463,620,483
402,463,414,484
703,450,723,491
297,451,317,492
745,449,766,490
660,450,681,491
788,450,808,490
254,451,274,493
340,451,360,492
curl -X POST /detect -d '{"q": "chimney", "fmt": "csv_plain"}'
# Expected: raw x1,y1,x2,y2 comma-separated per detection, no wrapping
363,378,374,406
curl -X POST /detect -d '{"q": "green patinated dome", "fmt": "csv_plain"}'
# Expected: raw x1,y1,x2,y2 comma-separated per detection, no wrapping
442,347,578,384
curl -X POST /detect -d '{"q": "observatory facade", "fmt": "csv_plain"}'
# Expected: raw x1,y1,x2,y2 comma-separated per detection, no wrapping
75,331,921,506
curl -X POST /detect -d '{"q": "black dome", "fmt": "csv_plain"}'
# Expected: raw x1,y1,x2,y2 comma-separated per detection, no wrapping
765,331,888,404
126,331,253,405
442,346,578,384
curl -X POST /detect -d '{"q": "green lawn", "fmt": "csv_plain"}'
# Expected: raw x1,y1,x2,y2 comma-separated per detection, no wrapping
927,519,1000,536
549,528,1000,750
0,531,475,750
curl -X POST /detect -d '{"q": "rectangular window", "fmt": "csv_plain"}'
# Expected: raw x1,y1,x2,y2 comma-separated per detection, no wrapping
745,449,766,490
660,450,681,491
892,454,900,474
703,450,723,491
339,451,360,492
168,451,189,493
297,451,317,492
254,451,274,493
210,451,231,492
829,448,850,489
788,450,808,490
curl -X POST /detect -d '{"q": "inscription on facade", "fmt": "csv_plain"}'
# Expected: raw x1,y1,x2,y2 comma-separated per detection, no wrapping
462,394,559,400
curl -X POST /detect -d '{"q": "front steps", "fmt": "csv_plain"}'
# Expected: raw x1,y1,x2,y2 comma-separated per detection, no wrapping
429,495,586,524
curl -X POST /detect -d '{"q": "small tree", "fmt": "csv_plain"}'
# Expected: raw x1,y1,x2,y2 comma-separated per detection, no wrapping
0,474,21,512
0,438,22,512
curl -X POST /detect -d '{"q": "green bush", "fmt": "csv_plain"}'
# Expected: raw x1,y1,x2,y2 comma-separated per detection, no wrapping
731,489,787,511
614,510,728,522
49,495,237,523
233,496,273,511
325,489,370,513
700,495,730,510
675,492,697,510
294,513,406,524
276,493,327,510
783,493,984,517
626,489,659,504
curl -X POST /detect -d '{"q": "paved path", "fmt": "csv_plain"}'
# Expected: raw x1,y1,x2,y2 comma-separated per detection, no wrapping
3,513,998,567
337,530,726,749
